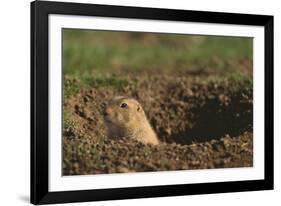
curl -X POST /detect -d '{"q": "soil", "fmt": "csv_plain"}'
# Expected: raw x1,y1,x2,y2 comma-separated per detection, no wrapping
63,74,253,175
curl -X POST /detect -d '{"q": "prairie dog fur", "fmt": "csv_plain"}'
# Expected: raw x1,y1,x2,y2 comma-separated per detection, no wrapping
103,96,159,145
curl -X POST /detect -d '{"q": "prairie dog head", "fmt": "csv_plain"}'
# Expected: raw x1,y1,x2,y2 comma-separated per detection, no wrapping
103,96,146,130
103,96,159,145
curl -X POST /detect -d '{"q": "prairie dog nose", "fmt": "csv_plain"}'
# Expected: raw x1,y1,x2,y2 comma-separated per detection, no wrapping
103,111,108,116
103,107,112,116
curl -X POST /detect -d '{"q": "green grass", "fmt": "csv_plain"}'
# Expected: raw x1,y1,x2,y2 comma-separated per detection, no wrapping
82,77,131,89
63,108,75,135
63,29,253,86
63,76,81,98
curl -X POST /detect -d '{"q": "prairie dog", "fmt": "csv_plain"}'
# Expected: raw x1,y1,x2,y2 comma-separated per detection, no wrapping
103,96,159,145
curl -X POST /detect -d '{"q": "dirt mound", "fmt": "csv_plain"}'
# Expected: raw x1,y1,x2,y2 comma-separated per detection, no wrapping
64,132,252,175
63,74,253,175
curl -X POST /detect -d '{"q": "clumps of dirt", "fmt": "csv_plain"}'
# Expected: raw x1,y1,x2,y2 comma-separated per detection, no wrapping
63,74,253,175
63,132,252,175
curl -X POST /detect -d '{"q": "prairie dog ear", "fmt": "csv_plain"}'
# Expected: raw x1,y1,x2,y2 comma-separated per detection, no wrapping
136,104,143,112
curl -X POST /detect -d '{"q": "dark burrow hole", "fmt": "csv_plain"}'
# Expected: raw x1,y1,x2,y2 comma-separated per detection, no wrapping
157,97,253,145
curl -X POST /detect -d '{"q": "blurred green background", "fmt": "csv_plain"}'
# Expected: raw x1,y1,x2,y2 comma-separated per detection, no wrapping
63,29,253,85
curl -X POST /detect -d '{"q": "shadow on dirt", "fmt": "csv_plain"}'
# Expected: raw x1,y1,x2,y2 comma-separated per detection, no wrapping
169,97,253,144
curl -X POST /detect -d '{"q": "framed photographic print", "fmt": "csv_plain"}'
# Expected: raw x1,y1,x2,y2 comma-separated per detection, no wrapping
31,0,274,204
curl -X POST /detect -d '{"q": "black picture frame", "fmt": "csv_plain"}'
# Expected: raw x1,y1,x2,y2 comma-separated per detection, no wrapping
31,0,274,204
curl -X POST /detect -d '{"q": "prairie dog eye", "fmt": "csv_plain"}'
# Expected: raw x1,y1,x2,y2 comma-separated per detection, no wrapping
120,103,127,108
